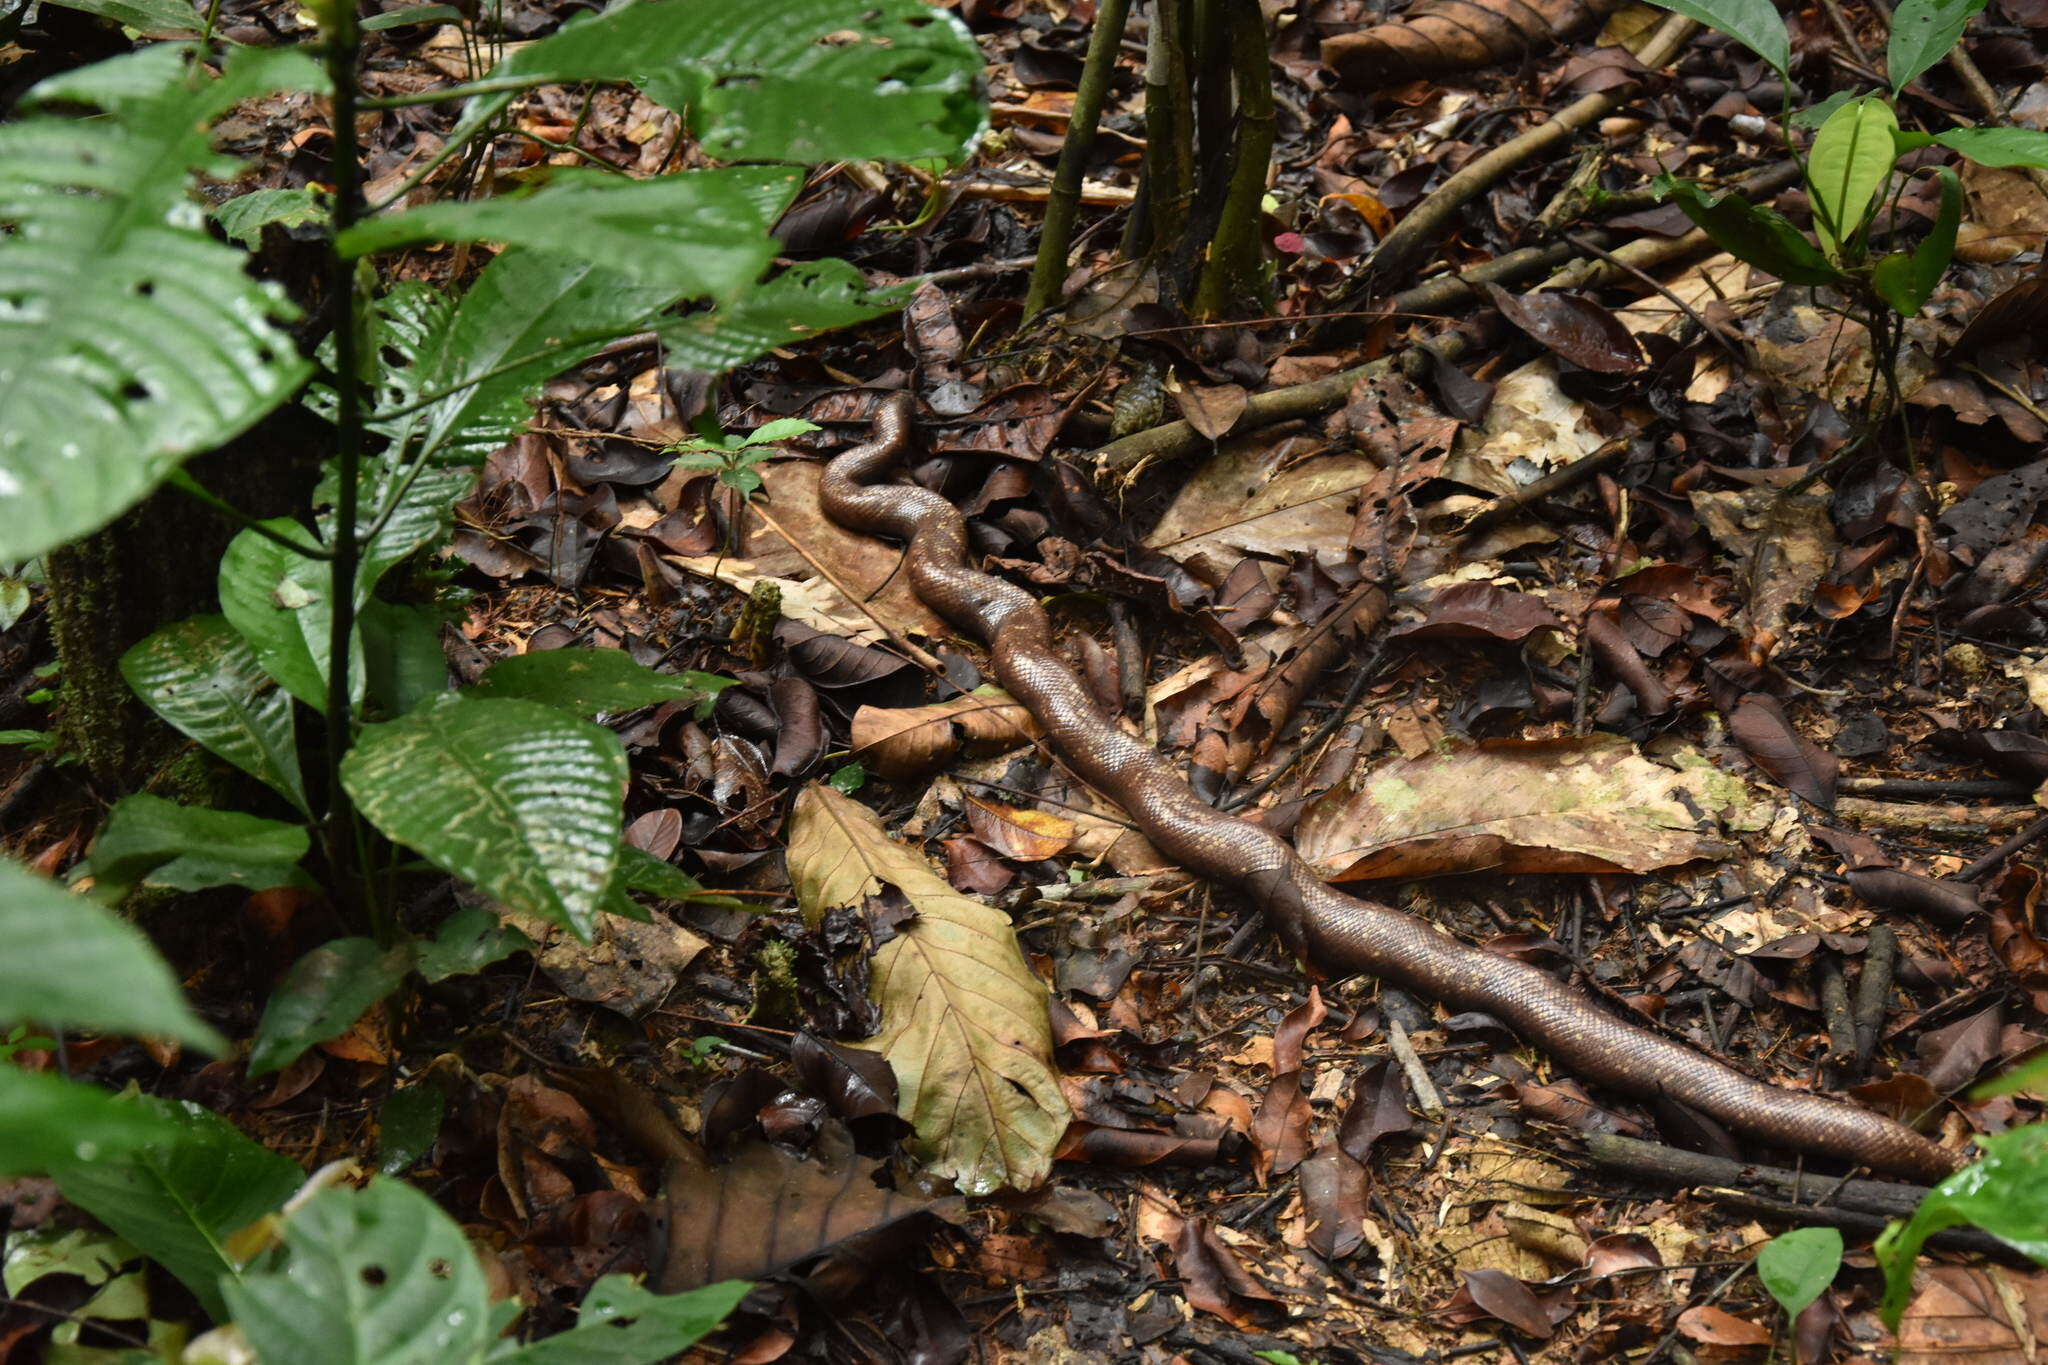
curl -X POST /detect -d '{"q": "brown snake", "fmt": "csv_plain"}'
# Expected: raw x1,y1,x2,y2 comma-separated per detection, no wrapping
821,391,1962,1183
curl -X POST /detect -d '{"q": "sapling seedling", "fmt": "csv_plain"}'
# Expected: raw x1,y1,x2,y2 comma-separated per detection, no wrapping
665,418,823,499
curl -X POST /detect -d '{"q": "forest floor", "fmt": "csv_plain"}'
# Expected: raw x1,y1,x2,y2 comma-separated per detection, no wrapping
9,0,2048,1361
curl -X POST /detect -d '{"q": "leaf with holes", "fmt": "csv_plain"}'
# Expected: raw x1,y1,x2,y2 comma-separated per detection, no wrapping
787,783,1067,1194
51,1096,304,1320
122,615,309,815
488,1276,750,1364
223,1178,495,1365
341,695,627,940
349,254,681,469
441,0,984,172
0,858,225,1053
0,44,324,560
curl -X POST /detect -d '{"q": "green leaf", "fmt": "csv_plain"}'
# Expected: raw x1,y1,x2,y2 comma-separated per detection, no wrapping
1756,1226,1842,1318
1888,0,1987,90
84,794,308,901
36,0,201,33
2,1227,138,1298
1658,176,1845,285
0,1071,208,1179
613,844,711,904
1934,125,2048,169
1641,0,1790,73
0,578,30,633
341,695,627,940
362,2,463,27
248,938,414,1078
487,1276,750,1364
222,1179,493,1365
316,457,476,599
0,858,226,1052
655,261,910,372
414,904,532,982
51,1095,303,1320
356,253,682,468
1974,1051,2048,1099
0,45,324,561
122,615,310,815
827,761,866,795
217,519,363,713
468,647,732,716
1874,165,1961,315
451,0,985,167
739,418,823,447
1877,1124,2048,1328
1791,91,1858,129
210,187,326,249
338,167,800,298
360,599,452,720
376,1085,446,1175
1808,96,1901,257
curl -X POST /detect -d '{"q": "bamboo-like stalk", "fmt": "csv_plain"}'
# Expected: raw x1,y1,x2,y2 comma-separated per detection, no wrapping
1135,0,1196,263
1189,0,1274,318
1021,0,1136,321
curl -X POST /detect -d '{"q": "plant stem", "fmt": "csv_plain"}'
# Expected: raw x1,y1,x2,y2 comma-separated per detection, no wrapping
323,0,368,924
1190,0,1274,319
1021,0,1133,322
164,472,336,560
1133,0,1195,265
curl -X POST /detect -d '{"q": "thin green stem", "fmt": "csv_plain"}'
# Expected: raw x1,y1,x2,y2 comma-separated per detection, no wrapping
323,0,369,924
1021,0,1134,322
165,472,336,560
359,73,559,108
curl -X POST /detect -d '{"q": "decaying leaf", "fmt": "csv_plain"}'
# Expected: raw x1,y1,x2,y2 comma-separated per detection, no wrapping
1295,734,1756,880
786,784,1069,1193
850,686,1043,778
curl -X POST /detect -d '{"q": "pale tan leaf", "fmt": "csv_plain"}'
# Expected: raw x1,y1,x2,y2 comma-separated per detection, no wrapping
849,685,1043,778
1295,735,1757,880
964,795,1075,860
786,784,1069,1194
1142,433,1380,580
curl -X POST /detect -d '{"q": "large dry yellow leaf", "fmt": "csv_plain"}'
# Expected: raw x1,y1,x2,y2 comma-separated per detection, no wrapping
1295,734,1758,880
787,784,1068,1193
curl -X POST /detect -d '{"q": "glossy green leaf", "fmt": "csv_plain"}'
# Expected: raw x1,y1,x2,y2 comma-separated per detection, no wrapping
211,187,326,249
355,254,681,469
1756,1226,1841,1318
121,614,309,815
1791,91,1857,129
376,1086,446,1175
654,261,911,372
1888,0,1986,90
223,1178,493,1365
1874,165,1961,315
51,1095,303,1320
338,167,800,298
320,457,477,596
414,904,531,983
1876,1123,2048,1328
0,45,323,561
1934,125,2048,169
0,1071,205,1179
1641,0,1790,72
1659,176,1844,285
83,795,308,902
449,0,984,167
341,695,627,940
2,1227,138,1297
487,1276,750,1364
248,938,414,1078
468,648,732,716
217,519,357,713
0,858,225,1052
35,0,200,35
1808,96,1900,257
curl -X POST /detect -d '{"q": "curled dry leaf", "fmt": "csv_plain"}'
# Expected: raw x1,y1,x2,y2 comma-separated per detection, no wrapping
1485,284,1644,373
850,685,1043,779
786,784,1069,1194
1295,734,1754,880
964,795,1076,861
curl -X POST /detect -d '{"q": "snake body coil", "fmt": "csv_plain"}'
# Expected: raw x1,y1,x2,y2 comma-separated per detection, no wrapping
821,392,1961,1183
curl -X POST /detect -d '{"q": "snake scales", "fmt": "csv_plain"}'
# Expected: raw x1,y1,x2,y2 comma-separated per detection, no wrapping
820,391,1961,1183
